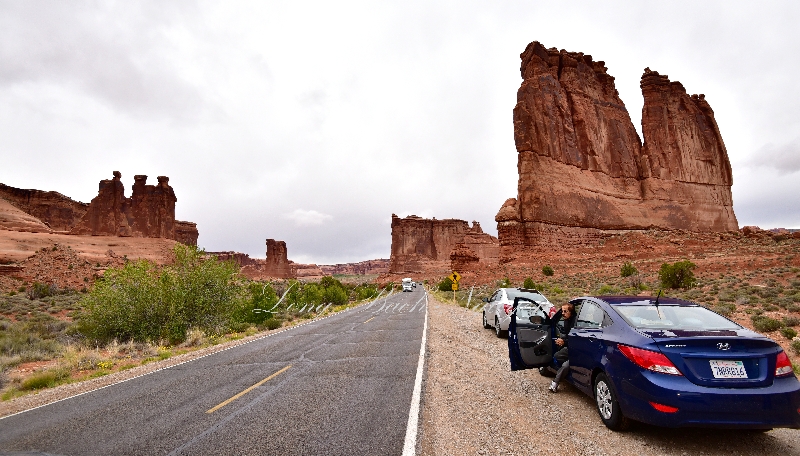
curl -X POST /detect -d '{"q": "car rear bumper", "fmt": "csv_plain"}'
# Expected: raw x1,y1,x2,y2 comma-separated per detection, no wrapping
617,372,800,429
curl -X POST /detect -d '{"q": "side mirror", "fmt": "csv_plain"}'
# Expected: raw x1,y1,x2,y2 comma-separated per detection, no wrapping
482,297,489,303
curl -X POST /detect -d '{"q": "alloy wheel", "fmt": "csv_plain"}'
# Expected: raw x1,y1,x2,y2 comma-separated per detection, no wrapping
596,380,613,420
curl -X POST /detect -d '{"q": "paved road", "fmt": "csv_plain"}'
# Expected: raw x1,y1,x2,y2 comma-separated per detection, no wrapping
0,288,428,455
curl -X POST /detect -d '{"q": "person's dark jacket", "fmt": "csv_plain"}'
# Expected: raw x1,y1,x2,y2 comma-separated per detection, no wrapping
550,309,576,347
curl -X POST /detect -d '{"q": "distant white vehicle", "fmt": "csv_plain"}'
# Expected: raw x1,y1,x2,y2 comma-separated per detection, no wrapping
402,278,414,292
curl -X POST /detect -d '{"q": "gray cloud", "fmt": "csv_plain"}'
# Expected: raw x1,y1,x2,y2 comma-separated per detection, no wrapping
746,140,800,175
0,1,208,120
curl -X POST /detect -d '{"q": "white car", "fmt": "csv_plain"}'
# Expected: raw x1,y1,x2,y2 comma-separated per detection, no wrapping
482,288,554,338
402,278,414,292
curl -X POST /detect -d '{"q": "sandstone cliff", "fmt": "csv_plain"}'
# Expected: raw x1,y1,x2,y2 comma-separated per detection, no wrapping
319,259,390,276
0,183,88,231
498,41,738,259
390,214,499,274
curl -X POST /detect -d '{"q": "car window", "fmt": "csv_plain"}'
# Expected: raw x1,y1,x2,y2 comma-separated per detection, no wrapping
506,289,550,305
576,301,605,329
517,302,548,324
490,291,500,302
614,305,741,330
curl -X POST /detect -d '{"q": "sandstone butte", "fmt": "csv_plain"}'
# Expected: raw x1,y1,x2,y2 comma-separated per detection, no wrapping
389,214,499,274
497,41,738,261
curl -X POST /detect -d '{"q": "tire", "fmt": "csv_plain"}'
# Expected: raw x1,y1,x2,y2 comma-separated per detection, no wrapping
495,317,503,338
482,312,491,329
594,373,630,431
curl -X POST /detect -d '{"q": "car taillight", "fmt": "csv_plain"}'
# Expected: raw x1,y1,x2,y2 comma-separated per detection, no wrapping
649,402,679,413
776,351,794,377
503,303,513,315
618,345,683,376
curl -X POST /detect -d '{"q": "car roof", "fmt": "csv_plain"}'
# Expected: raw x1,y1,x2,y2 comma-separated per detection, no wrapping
585,295,697,306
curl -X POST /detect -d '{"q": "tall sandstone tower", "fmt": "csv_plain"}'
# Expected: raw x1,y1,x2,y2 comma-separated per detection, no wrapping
497,41,737,260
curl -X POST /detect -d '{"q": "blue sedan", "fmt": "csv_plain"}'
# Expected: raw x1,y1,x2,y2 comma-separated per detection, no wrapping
508,295,800,431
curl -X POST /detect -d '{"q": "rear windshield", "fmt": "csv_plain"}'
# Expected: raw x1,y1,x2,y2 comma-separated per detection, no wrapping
614,305,741,330
507,290,549,305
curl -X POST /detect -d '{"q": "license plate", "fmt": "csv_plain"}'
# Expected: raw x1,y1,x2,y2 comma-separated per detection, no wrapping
709,360,747,379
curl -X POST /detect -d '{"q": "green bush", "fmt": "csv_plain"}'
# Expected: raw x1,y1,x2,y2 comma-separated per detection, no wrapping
783,316,800,327
523,277,536,289
713,302,736,317
20,367,69,391
751,315,783,333
597,284,619,295
781,327,798,339
659,260,697,289
437,277,453,292
620,262,638,278
792,340,800,355
542,265,554,277
78,244,245,344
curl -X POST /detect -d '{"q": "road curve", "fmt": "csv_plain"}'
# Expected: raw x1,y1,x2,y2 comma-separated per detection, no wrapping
0,288,428,456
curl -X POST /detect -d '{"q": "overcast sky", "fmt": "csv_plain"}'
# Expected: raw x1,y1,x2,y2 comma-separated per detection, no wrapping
1,1,798,264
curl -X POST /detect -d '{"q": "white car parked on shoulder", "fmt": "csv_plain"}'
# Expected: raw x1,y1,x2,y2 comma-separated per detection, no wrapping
482,288,554,338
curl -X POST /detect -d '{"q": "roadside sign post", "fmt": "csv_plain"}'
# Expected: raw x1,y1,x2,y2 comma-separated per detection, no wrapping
449,271,461,304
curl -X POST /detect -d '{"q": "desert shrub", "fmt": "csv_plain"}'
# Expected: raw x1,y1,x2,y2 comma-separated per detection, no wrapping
713,302,736,317
28,282,58,300
78,244,245,345
620,262,638,278
542,265,554,277
597,284,619,295
354,283,378,300
659,260,697,289
523,277,536,289
762,303,779,312
781,327,797,339
263,319,282,330
751,315,783,333
20,367,69,391
437,277,454,292
783,316,800,327
792,340,800,355
236,282,279,324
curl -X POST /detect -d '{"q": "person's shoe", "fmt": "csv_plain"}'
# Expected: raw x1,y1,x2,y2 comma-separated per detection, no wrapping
548,381,558,393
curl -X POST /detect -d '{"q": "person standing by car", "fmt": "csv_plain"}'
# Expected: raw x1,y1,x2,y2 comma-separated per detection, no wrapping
549,302,575,393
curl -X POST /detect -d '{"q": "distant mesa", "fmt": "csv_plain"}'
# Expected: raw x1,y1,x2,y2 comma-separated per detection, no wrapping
389,214,499,274
0,171,198,245
496,40,738,261
212,240,389,280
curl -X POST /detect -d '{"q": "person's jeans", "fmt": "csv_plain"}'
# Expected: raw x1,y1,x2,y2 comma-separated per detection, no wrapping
554,347,569,384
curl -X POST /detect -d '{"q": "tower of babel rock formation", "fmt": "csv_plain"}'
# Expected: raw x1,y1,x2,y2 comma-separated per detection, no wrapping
390,214,499,274
497,41,738,261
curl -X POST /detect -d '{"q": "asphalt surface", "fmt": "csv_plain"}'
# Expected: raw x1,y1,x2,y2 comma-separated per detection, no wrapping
0,288,428,456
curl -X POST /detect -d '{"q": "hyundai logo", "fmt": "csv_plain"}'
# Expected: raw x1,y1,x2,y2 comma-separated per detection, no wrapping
717,343,731,350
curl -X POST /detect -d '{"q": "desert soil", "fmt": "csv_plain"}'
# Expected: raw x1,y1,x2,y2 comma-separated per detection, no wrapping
418,295,800,456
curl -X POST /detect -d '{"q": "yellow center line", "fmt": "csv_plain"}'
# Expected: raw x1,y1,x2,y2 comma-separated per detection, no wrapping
206,365,292,414
364,316,376,324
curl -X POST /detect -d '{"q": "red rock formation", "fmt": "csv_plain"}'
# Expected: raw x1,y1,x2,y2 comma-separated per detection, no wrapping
0,183,88,231
498,41,738,260
175,221,199,246
69,172,197,245
450,242,479,272
390,214,499,274
319,259,390,276
264,239,295,278
0,198,53,233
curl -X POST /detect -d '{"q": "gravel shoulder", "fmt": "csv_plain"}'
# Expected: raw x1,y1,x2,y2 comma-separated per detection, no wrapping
418,295,800,456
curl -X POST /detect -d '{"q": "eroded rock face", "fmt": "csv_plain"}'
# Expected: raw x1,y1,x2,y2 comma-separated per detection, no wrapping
0,183,88,231
69,172,197,245
499,41,738,259
265,238,295,278
0,198,53,233
390,214,499,274
319,259,389,276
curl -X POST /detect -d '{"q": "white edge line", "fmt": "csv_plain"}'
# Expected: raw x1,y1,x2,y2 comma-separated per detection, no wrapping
402,292,428,456
0,298,377,421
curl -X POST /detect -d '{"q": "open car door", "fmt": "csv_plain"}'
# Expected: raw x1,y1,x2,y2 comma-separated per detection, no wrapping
508,297,554,371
